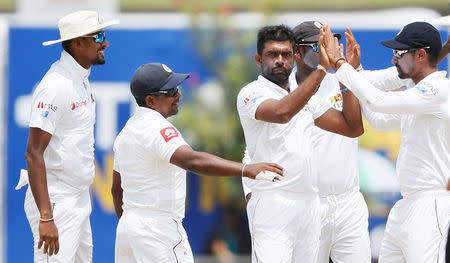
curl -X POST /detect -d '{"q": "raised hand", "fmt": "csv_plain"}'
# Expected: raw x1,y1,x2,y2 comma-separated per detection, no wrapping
244,163,284,182
38,220,59,256
345,27,361,69
320,25,345,71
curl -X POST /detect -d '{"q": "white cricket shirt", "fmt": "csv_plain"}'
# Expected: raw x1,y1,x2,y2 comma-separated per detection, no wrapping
292,70,360,196
113,107,188,219
29,51,95,193
336,63,450,197
237,75,329,194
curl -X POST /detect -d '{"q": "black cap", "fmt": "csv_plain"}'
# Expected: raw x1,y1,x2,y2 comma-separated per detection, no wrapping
381,22,442,57
130,63,190,98
293,21,341,44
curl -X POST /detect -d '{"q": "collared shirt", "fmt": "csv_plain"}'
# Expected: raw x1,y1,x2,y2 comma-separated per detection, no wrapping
290,70,360,196
237,75,329,194
113,107,188,220
29,50,95,194
336,63,450,197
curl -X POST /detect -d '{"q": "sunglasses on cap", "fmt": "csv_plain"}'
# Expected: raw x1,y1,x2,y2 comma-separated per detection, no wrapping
393,46,429,58
83,31,106,43
298,42,319,53
149,87,179,97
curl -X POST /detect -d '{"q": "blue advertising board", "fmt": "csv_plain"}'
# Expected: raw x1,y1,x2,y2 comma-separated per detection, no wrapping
7,25,448,262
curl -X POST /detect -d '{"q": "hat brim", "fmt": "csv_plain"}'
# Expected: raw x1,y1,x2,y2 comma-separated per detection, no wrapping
299,33,342,43
380,39,411,50
160,73,190,91
42,19,120,46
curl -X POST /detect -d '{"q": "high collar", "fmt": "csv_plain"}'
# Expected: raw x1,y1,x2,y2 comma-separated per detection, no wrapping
59,50,91,79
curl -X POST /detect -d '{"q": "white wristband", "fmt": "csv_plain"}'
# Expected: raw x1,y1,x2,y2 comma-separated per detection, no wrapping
241,164,247,177
317,64,327,73
255,171,279,182
40,217,54,222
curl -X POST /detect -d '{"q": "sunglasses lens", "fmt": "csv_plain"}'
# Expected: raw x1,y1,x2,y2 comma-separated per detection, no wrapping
167,88,178,97
312,43,319,52
95,32,105,43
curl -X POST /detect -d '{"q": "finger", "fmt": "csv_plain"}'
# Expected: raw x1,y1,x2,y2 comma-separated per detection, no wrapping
266,165,284,176
38,238,43,249
55,239,60,255
346,27,355,39
48,242,54,256
44,240,49,254
339,43,345,58
272,176,281,182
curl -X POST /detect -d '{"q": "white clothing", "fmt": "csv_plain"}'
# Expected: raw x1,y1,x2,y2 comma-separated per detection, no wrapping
247,191,320,263
28,50,96,194
113,106,193,262
113,106,188,220
336,63,450,262
25,51,95,262
336,63,450,197
378,191,450,263
115,209,194,263
237,74,329,263
318,188,371,263
307,72,360,196
25,188,93,263
237,75,329,194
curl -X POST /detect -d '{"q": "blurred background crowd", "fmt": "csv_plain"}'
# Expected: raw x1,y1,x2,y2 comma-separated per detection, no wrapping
1,0,449,262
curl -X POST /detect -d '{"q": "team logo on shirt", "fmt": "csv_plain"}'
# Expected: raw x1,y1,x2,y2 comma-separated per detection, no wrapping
330,93,343,104
36,101,58,112
244,95,263,105
160,127,179,142
40,111,49,118
71,100,87,110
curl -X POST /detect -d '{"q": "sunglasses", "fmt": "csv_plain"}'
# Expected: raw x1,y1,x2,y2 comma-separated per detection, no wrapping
83,31,106,43
149,87,179,97
393,46,429,58
298,42,319,53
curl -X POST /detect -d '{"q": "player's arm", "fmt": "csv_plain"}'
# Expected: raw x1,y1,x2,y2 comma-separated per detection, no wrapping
111,170,123,219
25,127,59,256
314,83,364,138
255,69,327,124
170,145,283,180
361,104,401,131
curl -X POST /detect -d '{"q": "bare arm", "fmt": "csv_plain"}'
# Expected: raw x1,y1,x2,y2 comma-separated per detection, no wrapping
314,26,364,138
314,84,364,138
25,127,59,256
111,170,123,219
170,145,283,179
255,30,331,124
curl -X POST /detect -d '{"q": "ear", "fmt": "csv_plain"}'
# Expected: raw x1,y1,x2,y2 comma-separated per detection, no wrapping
415,49,427,62
144,95,155,108
254,53,262,68
294,45,304,60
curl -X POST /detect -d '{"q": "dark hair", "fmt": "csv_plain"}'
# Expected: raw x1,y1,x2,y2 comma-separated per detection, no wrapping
257,25,295,55
134,96,147,107
61,40,73,55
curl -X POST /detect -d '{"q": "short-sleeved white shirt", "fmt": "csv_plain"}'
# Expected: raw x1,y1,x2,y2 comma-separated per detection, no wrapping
29,51,96,194
336,63,450,197
113,107,188,220
237,75,329,194
295,71,360,196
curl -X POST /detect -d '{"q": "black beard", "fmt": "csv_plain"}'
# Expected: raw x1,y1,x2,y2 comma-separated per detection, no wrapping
261,63,292,86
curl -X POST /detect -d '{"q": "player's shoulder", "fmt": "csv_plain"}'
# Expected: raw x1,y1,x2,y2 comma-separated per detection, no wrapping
414,71,449,97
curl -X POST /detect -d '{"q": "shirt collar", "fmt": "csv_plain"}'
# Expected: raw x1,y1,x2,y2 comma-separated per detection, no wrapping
414,70,448,86
60,50,91,79
136,106,165,119
256,75,290,95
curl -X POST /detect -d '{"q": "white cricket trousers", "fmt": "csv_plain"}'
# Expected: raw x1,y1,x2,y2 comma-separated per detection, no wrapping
24,187,93,263
379,190,450,263
115,208,194,263
246,190,320,263
318,188,371,263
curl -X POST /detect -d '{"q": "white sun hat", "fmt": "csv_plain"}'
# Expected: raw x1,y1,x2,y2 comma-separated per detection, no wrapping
42,10,120,46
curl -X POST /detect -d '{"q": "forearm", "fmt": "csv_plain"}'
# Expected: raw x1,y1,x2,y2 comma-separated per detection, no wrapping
25,151,53,219
276,69,326,122
183,151,243,177
340,84,364,136
111,170,123,219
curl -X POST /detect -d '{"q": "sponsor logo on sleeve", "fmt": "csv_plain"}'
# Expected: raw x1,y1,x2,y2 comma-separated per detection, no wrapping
37,101,58,112
40,111,49,118
415,86,427,94
71,100,87,110
160,127,179,142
